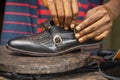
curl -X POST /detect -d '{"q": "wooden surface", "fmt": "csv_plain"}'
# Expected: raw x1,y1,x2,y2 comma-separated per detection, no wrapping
0,46,89,74
0,46,108,80
0,72,107,80
51,72,107,80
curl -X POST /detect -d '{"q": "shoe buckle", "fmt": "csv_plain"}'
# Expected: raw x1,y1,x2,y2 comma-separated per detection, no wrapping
42,24,51,31
53,35,63,46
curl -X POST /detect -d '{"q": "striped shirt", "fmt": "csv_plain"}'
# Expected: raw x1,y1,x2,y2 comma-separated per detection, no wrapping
0,0,103,45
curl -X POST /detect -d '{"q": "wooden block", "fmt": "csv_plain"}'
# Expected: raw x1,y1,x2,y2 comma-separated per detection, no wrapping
0,72,107,80
0,46,89,74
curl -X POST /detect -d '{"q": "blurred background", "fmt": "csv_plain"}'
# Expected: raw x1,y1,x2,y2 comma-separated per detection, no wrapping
103,0,120,50
0,0,120,50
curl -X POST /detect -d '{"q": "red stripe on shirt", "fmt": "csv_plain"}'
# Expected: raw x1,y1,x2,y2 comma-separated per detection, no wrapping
6,2,37,9
37,18,48,24
88,2,97,7
38,10,85,16
37,28,43,33
38,0,43,5
78,2,88,9
38,10,50,15
2,30,33,35
4,21,37,27
5,12,37,18
78,12,86,16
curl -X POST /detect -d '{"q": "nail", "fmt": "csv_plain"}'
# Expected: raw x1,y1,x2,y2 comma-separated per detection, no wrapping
70,24,75,29
64,27,69,30
78,38,83,43
76,26,81,30
56,24,60,26
75,33,80,38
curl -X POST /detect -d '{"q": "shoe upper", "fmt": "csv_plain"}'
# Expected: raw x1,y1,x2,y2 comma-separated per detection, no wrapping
7,20,100,54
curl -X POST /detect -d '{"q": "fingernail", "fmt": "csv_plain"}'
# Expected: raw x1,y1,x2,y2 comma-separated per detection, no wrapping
56,24,60,26
70,24,75,29
75,33,80,38
64,27,69,30
76,26,81,30
78,38,83,43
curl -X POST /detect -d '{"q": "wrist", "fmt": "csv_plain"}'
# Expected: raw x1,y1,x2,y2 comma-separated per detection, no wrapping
104,0,120,20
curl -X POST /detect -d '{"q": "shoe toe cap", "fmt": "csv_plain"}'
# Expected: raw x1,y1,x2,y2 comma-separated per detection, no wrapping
7,36,55,53
7,36,28,49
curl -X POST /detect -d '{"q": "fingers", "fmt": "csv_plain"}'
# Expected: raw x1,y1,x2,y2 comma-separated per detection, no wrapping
75,15,111,38
63,0,72,30
70,0,79,28
47,0,79,29
47,0,60,26
55,0,64,27
77,23,112,42
94,30,110,40
75,10,107,31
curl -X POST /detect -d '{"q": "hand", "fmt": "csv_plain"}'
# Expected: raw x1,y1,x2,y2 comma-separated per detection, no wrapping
74,5,114,43
42,0,79,30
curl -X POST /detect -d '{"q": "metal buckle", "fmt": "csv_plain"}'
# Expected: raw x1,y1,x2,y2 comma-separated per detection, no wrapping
41,24,51,31
53,35,63,46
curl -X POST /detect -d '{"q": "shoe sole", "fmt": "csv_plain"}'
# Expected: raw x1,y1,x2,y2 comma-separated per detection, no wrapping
6,42,102,56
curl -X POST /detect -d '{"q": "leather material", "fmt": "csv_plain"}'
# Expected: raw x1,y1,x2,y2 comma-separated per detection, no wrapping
6,20,101,56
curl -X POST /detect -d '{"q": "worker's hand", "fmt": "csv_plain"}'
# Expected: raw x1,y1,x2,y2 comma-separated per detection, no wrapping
73,5,115,43
42,0,79,30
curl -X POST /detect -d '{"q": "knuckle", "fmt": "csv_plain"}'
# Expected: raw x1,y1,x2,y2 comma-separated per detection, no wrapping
87,18,94,23
99,9,107,14
91,33,95,38
85,35,91,40
58,13,64,17
95,30,100,36
80,31,85,35
80,23,85,29
102,10,108,14
52,14,57,17
66,14,72,18
88,27,96,32
106,17,111,22
109,23,113,27
65,12,72,17
48,0,54,3
97,11,107,17
92,26,97,31
74,11,79,15
91,32,97,37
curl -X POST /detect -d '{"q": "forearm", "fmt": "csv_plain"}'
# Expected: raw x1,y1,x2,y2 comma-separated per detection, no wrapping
104,0,120,20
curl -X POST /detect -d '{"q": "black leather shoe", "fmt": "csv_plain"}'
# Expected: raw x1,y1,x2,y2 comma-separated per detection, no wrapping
6,20,102,56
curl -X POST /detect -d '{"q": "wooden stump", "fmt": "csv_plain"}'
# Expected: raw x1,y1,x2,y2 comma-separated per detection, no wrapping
0,72,107,80
0,46,89,74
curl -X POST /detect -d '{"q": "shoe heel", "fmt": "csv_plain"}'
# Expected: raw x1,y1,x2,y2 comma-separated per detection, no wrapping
80,43,102,53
